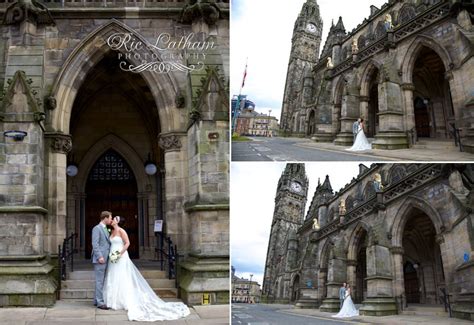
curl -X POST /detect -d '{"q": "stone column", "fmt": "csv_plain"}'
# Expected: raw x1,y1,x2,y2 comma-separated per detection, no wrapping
462,97,474,153
359,96,369,123
372,81,409,149
335,94,361,146
318,267,328,301
158,133,189,251
347,259,357,297
390,246,405,311
401,83,416,145
359,244,397,316
320,258,347,312
44,133,71,254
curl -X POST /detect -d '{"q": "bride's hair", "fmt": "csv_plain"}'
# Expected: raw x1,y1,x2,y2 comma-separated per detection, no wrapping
113,216,123,225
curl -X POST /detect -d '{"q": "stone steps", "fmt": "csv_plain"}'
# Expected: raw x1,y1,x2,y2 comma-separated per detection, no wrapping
60,270,177,300
412,139,456,150
402,305,448,317
68,269,167,280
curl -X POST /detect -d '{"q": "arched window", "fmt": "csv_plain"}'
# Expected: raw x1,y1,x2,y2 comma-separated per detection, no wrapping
358,35,366,50
375,21,386,39
389,165,407,184
398,4,416,24
346,195,354,211
364,182,376,200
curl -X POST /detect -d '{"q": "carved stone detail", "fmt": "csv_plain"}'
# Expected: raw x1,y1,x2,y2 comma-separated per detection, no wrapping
181,0,221,26
45,133,72,154
3,0,55,26
158,134,183,152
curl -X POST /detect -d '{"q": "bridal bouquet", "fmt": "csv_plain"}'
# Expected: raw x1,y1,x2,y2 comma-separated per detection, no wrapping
109,250,121,263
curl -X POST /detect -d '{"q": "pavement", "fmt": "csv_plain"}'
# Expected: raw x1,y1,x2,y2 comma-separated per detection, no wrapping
232,303,473,324
0,300,229,324
232,136,474,162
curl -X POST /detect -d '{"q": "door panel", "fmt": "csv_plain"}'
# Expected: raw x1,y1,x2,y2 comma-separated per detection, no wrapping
85,150,139,259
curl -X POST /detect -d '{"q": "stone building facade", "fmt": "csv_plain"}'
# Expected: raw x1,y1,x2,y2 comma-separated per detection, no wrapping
0,0,229,306
281,0,474,152
263,163,474,320
231,267,262,303
235,108,279,137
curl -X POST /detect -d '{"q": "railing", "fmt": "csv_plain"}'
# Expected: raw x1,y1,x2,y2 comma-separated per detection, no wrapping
57,233,78,294
155,232,178,285
449,123,463,152
440,288,452,317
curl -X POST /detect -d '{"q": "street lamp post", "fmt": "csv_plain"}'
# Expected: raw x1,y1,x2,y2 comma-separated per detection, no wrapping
248,274,253,303
267,109,272,137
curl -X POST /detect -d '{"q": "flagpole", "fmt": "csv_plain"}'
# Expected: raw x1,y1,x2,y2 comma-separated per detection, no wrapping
239,57,248,96
233,58,248,133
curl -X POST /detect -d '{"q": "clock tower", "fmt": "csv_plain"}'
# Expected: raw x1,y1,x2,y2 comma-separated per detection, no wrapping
263,163,308,299
281,0,323,134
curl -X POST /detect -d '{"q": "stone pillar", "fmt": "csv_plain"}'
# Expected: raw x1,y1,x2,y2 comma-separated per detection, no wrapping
320,258,347,312
359,96,369,124
0,70,57,306
461,97,474,153
346,259,357,297
44,133,71,255
401,83,416,145
335,94,361,146
372,82,409,149
390,246,405,311
359,244,397,316
318,267,328,301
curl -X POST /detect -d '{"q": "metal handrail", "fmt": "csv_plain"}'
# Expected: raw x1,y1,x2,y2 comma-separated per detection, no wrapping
449,123,463,152
155,233,178,281
440,288,452,317
58,233,78,295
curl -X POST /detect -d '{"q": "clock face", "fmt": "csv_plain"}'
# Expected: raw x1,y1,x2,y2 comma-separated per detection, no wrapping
291,181,302,193
307,23,317,33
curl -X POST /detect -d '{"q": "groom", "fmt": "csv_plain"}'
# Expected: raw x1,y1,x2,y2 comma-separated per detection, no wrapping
92,211,113,310
339,282,347,308
352,118,361,141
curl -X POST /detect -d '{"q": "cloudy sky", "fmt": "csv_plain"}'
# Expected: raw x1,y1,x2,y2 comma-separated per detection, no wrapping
231,162,373,286
231,0,387,121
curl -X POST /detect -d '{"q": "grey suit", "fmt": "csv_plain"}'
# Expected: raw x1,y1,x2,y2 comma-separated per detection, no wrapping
339,286,346,308
91,223,111,306
352,121,360,141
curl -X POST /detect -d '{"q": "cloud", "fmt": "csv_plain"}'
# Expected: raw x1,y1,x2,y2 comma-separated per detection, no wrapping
231,0,387,123
231,162,373,287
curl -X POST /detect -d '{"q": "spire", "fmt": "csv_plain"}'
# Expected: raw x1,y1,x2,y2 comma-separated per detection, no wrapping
334,16,346,33
321,175,333,192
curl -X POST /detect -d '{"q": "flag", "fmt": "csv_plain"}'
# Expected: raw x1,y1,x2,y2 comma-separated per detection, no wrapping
241,61,248,89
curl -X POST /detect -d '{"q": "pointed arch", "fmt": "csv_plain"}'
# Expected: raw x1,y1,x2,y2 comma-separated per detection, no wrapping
401,35,453,84
359,59,382,97
390,195,446,247
50,19,180,134
333,75,347,105
319,237,334,269
347,221,372,260
73,133,150,193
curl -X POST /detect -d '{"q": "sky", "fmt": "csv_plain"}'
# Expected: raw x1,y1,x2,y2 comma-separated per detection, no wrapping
231,0,387,121
231,162,372,287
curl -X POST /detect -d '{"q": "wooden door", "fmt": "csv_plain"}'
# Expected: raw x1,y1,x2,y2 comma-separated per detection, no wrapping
415,98,430,138
404,262,420,303
85,150,139,259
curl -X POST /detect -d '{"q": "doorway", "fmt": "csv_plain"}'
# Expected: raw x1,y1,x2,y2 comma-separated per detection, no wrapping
85,149,139,259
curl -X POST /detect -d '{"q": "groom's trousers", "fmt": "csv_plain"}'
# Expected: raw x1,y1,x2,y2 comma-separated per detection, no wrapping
94,263,107,305
340,298,344,308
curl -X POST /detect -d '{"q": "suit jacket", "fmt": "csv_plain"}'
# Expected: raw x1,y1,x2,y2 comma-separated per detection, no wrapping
91,223,111,264
339,287,346,300
352,121,360,135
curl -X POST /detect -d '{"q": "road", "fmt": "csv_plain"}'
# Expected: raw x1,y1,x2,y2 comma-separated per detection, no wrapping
231,304,366,325
232,137,382,162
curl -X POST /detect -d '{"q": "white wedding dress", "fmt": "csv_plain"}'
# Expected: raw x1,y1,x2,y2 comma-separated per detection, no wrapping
103,236,190,321
347,125,372,151
332,291,359,318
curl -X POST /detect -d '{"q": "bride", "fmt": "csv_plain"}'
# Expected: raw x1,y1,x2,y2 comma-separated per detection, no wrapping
347,118,372,151
103,216,190,321
332,284,359,318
